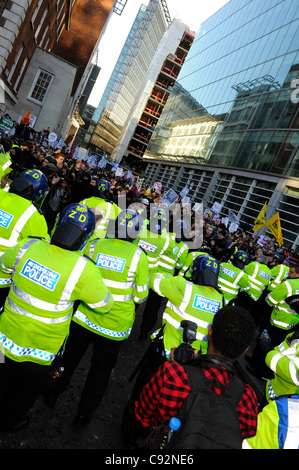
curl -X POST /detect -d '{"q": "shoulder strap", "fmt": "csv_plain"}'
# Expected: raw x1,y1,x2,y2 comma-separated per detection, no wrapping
184,362,245,409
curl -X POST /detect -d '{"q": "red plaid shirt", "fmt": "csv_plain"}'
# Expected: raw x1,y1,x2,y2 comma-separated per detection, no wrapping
135,360,258,439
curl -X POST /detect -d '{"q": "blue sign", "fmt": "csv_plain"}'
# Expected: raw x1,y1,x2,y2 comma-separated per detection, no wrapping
96,253,126,273
138,240,158,254
193,295,221,314
222,267,236,278
0,209,13,229
21,259,60,291
260,270,270,280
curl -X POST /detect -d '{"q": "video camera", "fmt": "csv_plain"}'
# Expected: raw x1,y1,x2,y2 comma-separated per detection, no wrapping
174,320,198,364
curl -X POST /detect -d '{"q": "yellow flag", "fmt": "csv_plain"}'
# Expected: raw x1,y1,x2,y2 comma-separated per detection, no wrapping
253,201,267,231
266,212,283,246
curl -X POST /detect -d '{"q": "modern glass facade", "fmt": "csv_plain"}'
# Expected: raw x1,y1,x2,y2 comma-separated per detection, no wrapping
91,4,147,125
142,0,299,248
88,0,170,155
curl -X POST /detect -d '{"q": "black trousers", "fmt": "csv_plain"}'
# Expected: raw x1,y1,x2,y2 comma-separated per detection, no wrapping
45,321,123,414
121,337,166,447
0,356,50,427
140,289,163,335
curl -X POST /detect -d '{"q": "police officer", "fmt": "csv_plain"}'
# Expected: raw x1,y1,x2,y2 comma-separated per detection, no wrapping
44,209,149,428
81,179,122,239
158,219,189,276
150,254,224,358
0,203,113,431
240,254,272,324
264,254,299,346
244,328,299,448
136,207,175,341
121,255,224,445
0,137,13,187
0,169,49,310
268,252,290,292
179,245,212,278
245,255,271,302
217,250,250,305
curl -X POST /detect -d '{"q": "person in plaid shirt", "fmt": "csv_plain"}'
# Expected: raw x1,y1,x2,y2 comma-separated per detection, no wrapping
132,306,258,447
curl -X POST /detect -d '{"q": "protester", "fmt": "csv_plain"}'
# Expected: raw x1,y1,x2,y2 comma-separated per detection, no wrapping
126,305,258,448
0,124,296,451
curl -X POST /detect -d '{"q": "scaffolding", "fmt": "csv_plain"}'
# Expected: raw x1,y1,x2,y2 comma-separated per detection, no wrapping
113,0,128,16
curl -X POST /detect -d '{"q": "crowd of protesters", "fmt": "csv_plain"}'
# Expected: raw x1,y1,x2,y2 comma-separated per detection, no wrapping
0,126,294,266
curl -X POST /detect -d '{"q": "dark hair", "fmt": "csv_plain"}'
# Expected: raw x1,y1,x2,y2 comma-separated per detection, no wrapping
212,305,256,359
0,137,13,153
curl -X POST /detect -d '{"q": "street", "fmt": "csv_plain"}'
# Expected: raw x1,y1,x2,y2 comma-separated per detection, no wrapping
0,302,161,450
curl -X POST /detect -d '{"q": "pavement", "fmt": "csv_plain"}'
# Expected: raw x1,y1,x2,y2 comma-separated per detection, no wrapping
0,300,268,450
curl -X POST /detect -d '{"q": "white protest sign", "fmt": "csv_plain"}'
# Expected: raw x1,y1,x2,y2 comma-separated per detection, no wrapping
229,222,239,233
182,196,190,206
180,187,189,198
48,132,57,142
77,147,88,161
154,181,162,191
228,209,239,224
193,202,202,212
115,167,123,177
221,217,229,227
211,201,222,214
160,189,178,208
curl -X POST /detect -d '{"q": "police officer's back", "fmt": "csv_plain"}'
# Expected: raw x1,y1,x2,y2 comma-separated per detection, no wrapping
135,207,175,340
0,169,49,309
81,179,122,239
218,250,250,305
0,203,113,431
44,209,148,427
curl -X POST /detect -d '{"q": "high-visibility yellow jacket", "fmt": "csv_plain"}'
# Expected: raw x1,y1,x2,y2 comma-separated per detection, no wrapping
0,238,113,365
0,189,49,287
77,237,149,340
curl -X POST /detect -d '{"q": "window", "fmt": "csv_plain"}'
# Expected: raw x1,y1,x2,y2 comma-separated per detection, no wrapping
28,69,54,104
7,43,24,83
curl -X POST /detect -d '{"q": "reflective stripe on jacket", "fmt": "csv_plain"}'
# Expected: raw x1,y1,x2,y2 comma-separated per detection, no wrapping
150,273,224,357
245,261,271,300
217,262,250,304
267,278,299,330
0,238,113,365
74,237,149,340
0,190,49,286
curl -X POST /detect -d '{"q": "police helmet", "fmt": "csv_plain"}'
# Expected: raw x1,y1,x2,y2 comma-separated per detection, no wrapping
174,219,190,243
51,203,95,251
191,255,220,288
199,246,212,256
149,207,169,234
232,250,249,269
106,209,143,242
269,251,284,264
95,179,110,199
10,169,48,205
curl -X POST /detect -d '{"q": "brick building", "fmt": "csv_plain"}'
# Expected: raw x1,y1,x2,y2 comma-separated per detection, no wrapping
0,0,114,136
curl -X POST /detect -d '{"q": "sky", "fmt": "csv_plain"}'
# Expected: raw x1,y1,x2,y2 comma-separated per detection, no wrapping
88,0,231,107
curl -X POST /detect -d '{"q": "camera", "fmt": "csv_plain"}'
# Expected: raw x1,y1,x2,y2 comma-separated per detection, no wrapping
174,320,198,364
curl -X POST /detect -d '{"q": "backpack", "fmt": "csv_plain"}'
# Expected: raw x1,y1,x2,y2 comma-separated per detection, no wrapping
166,361,245,449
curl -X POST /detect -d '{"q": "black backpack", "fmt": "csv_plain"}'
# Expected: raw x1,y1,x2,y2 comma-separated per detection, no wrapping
166,360,245,449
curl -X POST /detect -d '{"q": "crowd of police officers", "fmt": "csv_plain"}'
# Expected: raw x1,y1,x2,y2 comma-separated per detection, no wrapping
1,134,299,449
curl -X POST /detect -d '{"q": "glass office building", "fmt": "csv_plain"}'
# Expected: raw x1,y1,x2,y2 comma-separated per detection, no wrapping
91,4,147,126
142,0,299,248
88,0,170,155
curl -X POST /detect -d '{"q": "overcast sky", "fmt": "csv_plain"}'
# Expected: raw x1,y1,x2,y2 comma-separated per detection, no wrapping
88,0,231,107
